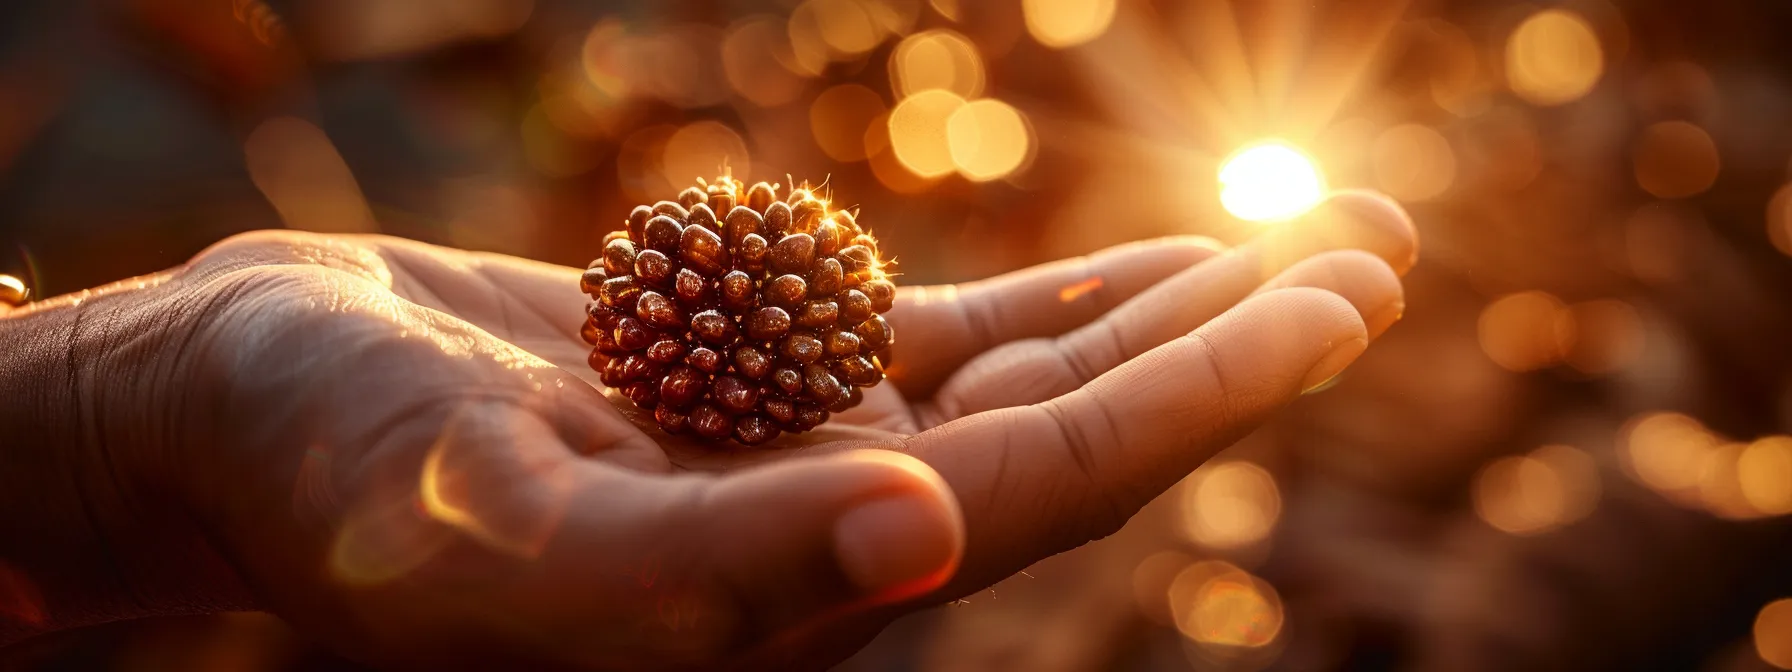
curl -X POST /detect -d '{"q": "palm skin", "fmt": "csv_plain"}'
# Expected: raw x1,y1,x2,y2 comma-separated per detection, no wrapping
3,191,1414,670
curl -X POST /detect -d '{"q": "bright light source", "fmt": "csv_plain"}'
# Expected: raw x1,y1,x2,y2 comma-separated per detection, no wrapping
1217,141,1326,222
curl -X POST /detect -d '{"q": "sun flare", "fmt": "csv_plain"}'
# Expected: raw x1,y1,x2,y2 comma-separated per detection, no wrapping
1217,141,1327,223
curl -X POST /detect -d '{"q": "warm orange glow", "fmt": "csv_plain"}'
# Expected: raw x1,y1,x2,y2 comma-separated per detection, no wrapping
1477,291,1576,372
890,30,985,98
722,16,808,107
1768,183,1792,258
1132,550,1194,625
663,122,752,188
1023,0,1117,49
243,116,378,234
1697,442,1760,520
1505,9,1604,106
0,275,26,304
1633,121,1719,199
866,113,939,193
1565,299,1645,376
1740,437,1792,517
1169,561,1284,650
1621,412,1720,501
811,84,887,162
1370,124,1456,202
1473,445,1600,535
1758,598,1792,669
888,89,968,178
1058,276,1105,303
1217,142,1327,223
1180,461,1282,550
946,98,1033,181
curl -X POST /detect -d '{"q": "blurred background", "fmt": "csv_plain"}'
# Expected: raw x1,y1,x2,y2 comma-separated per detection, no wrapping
4,0,1792,669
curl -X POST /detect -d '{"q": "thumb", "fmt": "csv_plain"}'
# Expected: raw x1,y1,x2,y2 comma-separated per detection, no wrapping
673,450,965,627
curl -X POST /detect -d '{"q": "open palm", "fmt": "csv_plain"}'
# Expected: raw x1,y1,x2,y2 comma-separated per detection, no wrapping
143,191,1413,669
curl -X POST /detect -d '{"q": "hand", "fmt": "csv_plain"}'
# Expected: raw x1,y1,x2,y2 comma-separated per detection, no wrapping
0,191,1414,669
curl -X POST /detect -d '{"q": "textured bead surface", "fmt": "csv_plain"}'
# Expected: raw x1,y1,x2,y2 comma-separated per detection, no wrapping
582,176,894,444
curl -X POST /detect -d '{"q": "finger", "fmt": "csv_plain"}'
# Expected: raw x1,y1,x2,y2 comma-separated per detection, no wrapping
929,249,1403,421
884,236,1227,398
904,288,1368,591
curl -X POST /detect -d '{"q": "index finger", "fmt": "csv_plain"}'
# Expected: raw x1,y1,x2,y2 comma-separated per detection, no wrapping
903,287,1368,592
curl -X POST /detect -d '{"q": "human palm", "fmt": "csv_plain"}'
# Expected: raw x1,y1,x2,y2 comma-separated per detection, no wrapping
61,191,1413,669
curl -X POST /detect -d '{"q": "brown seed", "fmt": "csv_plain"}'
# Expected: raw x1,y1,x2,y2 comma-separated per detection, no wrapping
782,332,824,363
598,356,626,386
813,222,844,258
619,355,657,383
644,216,684,253
733,414,780,445
733,345,772,379
707,187,736,215
580,319,603,345
674,268,710,307
636,291,683,329
720,271,756,311
627,205,652,241
764,201,793,239
689,403,733,440
745,306,791,341
861,279,896,313
772,366,803,395
599,276,643,311
793,200,824,232
828,385,863,413
614,317,657,351
659,365,707,408
624,382,659,409
838,289,873,323
838,245,874,273
633,249,676,287
646,339,686,364
764,274,807,307
692,310,739,345
792,403,827,431
854,314,893,350
593,325,628,355
680,224,730,276
746,181,777,212
763,398,796,424
803,363,846,406
824,330,861,358
769,233,816,275
736,233,769,273
687,347,724,374
809,258,843,296
686,202,719,235
725,206,763,248
655,404,689,434
580,267,607,295
602,238,637,277
589,304,625,330
652,200,689,222
678,186,707,209
795,299,839,329
850,234,879,251
835,356,881,387
834,209,860,234
713,375,759,414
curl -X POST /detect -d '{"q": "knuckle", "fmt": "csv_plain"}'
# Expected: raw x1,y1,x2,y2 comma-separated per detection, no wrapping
1037,399,1133,538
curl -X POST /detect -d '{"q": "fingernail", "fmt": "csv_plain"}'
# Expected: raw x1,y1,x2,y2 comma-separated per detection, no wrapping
833,493,960,600
1364,301,1405,340
1301,336,1368,393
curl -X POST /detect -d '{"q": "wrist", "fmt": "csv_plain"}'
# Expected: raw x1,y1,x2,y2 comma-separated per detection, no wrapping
0,277,253,644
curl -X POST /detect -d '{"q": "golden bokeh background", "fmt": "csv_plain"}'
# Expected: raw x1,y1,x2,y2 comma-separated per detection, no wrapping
5,0,1792,669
